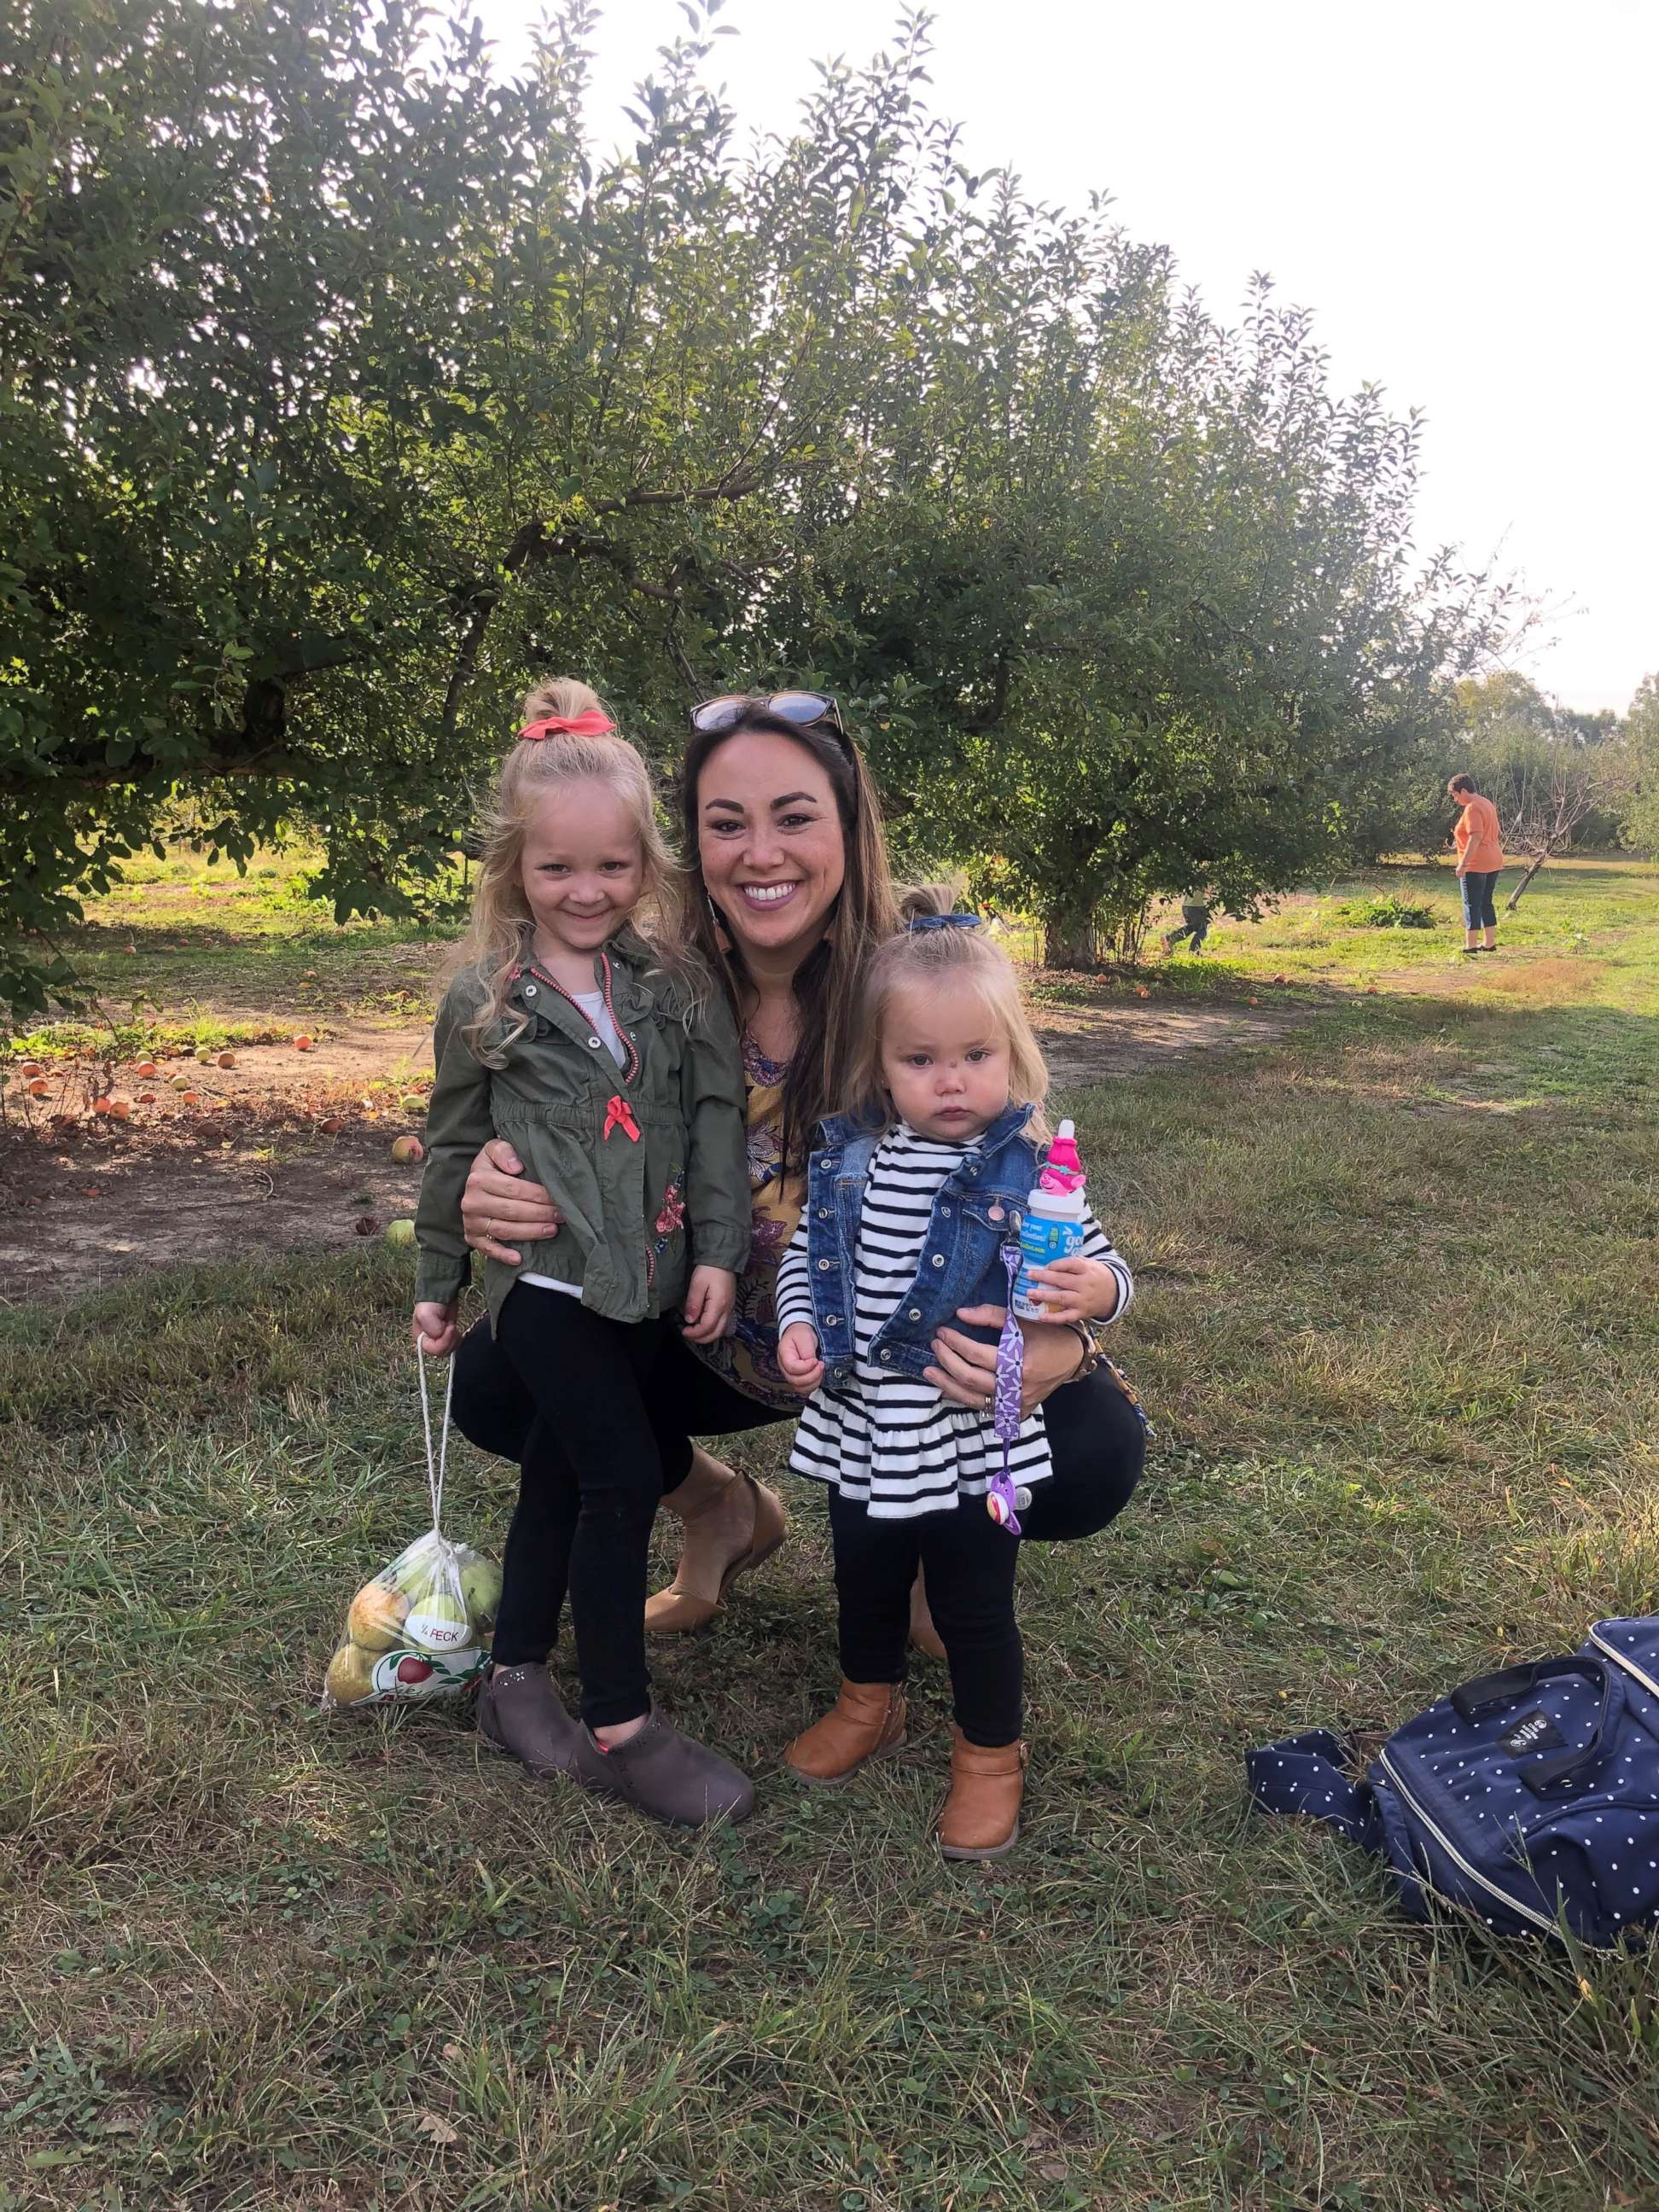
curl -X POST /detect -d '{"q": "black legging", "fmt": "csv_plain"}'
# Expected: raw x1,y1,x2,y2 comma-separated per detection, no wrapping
830,1487,1022,1745
492,1287,667,1728
451,1313,1146,1544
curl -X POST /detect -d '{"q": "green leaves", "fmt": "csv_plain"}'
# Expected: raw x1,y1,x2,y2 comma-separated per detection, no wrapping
2,0,1505,1010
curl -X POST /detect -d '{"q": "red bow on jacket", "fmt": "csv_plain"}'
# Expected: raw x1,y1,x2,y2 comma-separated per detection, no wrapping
603,1094,640,1143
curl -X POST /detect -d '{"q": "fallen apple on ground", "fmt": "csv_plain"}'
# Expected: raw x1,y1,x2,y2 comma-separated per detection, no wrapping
170,1074,193,1092
135,1060,159,1079
399,1094,427,1115
294,1035,313,1051
217,1051,236,1068
390,1135,423,1164
384,1218,416,1248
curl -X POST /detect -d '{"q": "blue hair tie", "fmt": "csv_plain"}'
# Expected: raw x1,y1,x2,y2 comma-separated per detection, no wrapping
908,911,982,933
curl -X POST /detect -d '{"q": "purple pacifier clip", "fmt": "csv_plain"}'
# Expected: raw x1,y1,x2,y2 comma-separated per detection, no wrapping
986,1243,1025,1534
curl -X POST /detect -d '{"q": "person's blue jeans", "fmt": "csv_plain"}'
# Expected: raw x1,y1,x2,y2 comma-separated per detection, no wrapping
1461,870,1500,931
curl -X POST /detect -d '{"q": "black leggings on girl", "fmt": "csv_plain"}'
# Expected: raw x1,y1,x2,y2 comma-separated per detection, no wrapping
828,1489,1022,1747
451,1313,1146,1544
491,1285,666,1730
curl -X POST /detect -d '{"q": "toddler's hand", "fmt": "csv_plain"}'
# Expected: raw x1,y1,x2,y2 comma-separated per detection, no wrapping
1025,1255,1121,1325
412,1300,460,1357
681,1265,736,1344
777,1321,825,1394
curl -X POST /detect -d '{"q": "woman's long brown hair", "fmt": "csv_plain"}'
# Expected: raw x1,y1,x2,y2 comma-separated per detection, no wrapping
674,707,899,1171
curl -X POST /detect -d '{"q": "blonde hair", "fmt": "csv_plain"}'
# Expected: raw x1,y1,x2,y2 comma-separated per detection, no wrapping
841,885,1051,1139
455,678,684,1059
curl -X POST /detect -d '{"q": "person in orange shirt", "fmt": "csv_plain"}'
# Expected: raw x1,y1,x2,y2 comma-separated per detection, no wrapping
1448,774,1505,953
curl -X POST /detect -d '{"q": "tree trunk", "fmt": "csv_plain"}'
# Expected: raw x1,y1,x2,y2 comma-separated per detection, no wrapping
1505,850,1551,912
1042,906,1098,969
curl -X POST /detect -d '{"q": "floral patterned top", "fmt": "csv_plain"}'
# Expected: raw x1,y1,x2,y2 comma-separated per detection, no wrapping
682,1030,805,1413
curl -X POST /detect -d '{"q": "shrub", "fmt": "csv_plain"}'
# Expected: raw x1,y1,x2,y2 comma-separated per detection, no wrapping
1334,894,1439,930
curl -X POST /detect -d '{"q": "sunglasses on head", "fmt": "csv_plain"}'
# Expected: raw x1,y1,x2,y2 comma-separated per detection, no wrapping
690,690,846,741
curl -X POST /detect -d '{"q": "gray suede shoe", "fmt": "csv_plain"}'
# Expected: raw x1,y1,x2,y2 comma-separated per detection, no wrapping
570,1703,755,1826
476,1663,582,1779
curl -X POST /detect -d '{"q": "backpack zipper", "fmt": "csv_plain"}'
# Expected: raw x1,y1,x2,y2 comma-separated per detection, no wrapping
1377,1749,1559,1935
1588,1627,1659,1705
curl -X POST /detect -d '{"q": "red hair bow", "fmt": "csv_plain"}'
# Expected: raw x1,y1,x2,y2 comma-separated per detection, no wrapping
519,711,616,741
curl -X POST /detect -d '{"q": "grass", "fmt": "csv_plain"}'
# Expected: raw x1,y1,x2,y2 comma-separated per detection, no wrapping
1153,855,1658,1007
3,854,1659,2207
8,846,458,1055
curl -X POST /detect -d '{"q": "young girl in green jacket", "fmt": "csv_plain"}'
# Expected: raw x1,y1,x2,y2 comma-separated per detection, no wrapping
412,678,754,1828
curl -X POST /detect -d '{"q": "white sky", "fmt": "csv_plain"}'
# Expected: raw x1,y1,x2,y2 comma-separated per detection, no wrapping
472,0,1659,714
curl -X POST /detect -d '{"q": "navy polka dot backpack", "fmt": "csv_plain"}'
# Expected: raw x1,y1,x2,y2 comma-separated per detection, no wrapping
1247,1618,1659,1944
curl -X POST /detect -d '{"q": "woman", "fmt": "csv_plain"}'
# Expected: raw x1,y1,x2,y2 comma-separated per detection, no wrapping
451,691,1146,1673
1448,772,1505,955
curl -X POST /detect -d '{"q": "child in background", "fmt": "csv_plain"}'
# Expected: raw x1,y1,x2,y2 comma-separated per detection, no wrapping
1163,894,1212,955
774,890,1134,1859
411,678,754,1827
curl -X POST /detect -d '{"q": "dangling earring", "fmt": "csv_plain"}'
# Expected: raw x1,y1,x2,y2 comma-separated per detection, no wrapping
706,892,733,953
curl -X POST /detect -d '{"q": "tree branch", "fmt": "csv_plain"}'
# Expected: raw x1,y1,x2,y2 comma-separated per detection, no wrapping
438,469,764,736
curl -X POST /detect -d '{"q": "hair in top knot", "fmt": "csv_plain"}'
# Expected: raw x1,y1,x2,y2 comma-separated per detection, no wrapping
451,677,693,1057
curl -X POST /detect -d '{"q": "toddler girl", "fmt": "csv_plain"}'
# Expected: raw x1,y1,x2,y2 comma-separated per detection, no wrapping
412,678,754,1827
774,892,1134,1858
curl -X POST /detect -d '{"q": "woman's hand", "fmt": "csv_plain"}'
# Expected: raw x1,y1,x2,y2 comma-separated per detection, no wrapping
461,1137,563,1265
412,1300,460,1357
777,1321,824,1395
926,1303,1086,1417
681,1265,736,1345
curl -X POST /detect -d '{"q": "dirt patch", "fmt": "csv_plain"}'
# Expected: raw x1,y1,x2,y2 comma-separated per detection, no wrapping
1,1027,434,1307
3,991,1306,1304
0,1127,426,1304
1030,975,1308,1083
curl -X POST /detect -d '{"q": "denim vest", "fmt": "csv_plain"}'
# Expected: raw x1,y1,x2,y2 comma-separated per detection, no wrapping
803,1103,1039,1386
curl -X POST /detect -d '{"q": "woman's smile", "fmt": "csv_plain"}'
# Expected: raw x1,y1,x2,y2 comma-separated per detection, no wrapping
738,880,801,907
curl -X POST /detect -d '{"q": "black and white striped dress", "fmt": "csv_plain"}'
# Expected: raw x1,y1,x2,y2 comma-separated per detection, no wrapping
776,1121,1133,1521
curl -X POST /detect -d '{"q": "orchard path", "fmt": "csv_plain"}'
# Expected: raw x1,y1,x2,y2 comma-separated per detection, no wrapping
0,987,1305,1304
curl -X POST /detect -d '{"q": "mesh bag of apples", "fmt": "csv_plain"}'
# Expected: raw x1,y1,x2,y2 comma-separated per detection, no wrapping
321,1355,503,1710
322,1530,502,1710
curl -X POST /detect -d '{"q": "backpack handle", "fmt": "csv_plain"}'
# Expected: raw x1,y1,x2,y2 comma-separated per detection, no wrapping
1449,1656,1618,1797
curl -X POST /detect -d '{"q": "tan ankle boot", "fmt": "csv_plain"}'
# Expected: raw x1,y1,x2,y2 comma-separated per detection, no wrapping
644,1448,789,1633
783,1680,907,1785
909,1566,946,1660
938,1729,1027,1860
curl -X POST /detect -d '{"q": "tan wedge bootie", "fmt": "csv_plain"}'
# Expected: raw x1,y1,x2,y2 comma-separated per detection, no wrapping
783,1680,907,1785
644,1447,788,1633
938,1729,1027,1860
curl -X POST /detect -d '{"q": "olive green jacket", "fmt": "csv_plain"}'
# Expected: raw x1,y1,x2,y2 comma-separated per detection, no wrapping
413,931,750,1330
